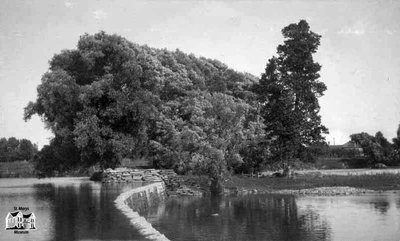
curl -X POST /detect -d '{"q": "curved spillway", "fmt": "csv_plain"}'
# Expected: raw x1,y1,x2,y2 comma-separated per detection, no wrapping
114,182,170,241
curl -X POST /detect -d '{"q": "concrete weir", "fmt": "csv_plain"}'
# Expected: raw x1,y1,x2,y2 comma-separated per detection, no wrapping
114,182,170,241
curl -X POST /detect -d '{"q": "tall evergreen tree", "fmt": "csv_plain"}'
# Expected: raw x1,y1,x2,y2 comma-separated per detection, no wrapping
255,20,328,163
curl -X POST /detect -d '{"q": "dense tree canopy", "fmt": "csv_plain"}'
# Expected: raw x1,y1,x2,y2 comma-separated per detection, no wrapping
254,20,328,163
25,32,263,178
26,21,353,181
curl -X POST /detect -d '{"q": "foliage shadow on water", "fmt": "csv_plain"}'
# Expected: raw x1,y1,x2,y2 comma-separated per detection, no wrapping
32,182,147,241
144,194,331,241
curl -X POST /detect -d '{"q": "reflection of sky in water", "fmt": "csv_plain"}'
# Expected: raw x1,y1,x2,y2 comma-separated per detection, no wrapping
145,194,332,241
0,178,146,241
296,193,400,241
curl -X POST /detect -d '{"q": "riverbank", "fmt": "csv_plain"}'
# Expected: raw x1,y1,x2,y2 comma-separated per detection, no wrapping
224,172,400,196
6,164,400,197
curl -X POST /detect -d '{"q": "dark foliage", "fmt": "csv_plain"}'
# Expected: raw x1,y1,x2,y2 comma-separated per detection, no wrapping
25,32,265,179
0,137,38,162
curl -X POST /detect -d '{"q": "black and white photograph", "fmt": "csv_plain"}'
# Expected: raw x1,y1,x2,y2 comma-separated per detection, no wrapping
1,0,400,240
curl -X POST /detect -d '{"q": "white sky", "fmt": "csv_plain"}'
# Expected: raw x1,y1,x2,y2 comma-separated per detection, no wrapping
0,0,399,148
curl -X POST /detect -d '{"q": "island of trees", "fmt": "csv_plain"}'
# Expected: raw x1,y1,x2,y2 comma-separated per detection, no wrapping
23,20,400,190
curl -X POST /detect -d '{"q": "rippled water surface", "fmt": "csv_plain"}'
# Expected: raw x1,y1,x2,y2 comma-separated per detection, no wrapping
1,178,400,241
145,192,400,241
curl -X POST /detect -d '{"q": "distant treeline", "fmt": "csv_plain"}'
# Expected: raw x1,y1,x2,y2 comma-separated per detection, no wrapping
0,137,38,162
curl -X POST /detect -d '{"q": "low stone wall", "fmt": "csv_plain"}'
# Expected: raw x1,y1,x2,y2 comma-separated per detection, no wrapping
99,168,204,196
114,182,170,241
102,168,165,182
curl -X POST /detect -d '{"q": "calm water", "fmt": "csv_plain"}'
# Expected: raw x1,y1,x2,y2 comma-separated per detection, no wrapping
144,193,400,241
1,178,400,241
0,177,146,241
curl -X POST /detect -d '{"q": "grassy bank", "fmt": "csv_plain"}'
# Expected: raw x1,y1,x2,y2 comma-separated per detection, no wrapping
225,173,400,192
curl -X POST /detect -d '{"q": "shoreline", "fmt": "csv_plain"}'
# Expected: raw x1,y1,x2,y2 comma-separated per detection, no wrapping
228,186,383,196
4,168,400,197
224,171,400,196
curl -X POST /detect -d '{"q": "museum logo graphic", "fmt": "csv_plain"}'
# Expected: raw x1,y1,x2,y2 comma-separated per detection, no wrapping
5,207,36,233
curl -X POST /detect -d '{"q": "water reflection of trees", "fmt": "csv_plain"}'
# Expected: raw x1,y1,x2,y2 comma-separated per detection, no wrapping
33,182,145,241
146,194,331,241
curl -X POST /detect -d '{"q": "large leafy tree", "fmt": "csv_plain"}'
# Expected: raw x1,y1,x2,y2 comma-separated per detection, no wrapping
255,20,328,163
24,32,260,178
25,32,159,169
149,91,263,192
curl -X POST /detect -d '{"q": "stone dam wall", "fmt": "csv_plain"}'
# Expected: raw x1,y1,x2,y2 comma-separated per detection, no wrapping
99,167,204,196
114,182,170,241
101,168,175,182
111,168,206,240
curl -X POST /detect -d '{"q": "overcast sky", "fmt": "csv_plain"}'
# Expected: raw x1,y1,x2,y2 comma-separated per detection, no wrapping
0,0,399,148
